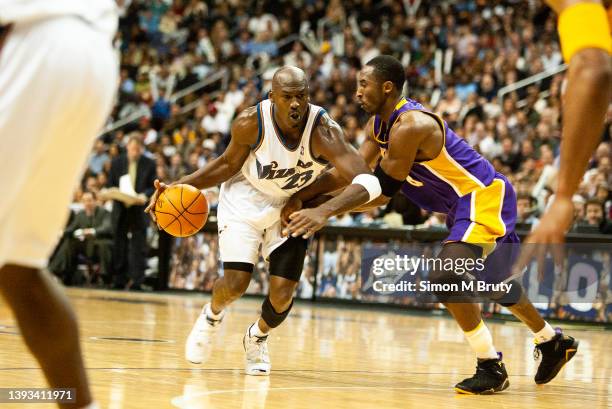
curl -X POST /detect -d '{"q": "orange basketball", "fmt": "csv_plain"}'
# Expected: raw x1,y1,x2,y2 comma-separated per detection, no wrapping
154,184,208,237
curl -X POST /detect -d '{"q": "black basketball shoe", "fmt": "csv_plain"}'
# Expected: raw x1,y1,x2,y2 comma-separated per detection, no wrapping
534,329,579,384
454,353,509,395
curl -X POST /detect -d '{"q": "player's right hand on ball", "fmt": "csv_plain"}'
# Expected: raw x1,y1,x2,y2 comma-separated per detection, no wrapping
145,179,168,227
281,196,303,235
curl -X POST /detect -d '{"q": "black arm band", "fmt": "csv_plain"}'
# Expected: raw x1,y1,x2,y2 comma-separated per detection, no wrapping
373,162,404,197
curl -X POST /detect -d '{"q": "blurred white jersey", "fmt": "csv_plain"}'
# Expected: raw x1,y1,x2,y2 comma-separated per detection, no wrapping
0,9,118,269
0,0,118,37
241,99,328,199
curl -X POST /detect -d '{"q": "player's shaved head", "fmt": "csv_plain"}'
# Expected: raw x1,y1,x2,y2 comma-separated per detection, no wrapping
272,66,308,91
269,66,310,128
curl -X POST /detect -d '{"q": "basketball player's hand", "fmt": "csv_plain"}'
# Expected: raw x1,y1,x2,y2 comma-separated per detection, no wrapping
285,208,329,239
144,179,168,227
281,196,303,235
513,196,573,281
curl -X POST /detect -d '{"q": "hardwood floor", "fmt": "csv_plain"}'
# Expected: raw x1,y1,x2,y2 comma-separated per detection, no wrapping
0,288,609,408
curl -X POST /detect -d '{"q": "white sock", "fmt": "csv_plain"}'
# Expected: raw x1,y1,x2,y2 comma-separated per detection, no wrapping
79,402,100,409
534,322,556,344
464,320,498,360
205,303,223,321
249,320,267,338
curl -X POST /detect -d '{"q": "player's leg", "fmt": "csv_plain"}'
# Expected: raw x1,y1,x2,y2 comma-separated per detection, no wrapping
0,265,91,409
243,235,307,376
429,242,509,395
210,266,253,314
489,179,579,384
435,181,516,393
0,16,117,409
185,220,259,364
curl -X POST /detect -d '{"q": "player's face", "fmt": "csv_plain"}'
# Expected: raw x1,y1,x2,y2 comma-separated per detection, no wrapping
272,85,309,127
356,67,384,114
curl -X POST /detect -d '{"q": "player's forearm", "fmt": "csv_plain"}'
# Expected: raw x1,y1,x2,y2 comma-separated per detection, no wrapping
556,48,612,198
294,168,349,202
352,195,390,212
178,156,240,190
316,184,371,218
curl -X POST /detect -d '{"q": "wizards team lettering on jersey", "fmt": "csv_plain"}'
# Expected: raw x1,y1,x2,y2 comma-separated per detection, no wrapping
372,97,519,256
240,98,328,198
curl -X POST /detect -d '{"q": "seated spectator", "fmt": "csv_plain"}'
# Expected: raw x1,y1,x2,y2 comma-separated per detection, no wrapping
578,198,612,234
48,191,113,285
516,193,539,228
571,194,586,222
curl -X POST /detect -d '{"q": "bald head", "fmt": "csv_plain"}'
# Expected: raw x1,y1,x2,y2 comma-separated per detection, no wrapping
272,66,308,91
269,66,310,128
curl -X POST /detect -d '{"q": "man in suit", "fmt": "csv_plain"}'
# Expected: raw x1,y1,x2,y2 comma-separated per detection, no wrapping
108,135,157,289
49,191,113,285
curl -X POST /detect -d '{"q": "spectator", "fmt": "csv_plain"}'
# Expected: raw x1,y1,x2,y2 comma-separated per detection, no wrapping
108,136,157,290
48,191,113,285
572,194,586,223
584,199,599,227
88,139,110,175
516,193,539,227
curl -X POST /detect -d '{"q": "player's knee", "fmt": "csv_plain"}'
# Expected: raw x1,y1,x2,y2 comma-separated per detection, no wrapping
489,279,524,307
574,48,612,86
268,284,295,312
428,266,457,286
428,265,468,303
226,275,250,299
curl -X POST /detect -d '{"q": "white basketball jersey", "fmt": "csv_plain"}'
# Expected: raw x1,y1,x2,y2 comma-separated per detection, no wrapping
0,0,118,36
240,99,328,199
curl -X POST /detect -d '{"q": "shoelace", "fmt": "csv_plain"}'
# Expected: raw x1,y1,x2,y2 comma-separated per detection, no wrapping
254,335,268,344
251,336,268,361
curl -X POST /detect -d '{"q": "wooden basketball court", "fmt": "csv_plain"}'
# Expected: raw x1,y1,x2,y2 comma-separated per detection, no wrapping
0,288,609,408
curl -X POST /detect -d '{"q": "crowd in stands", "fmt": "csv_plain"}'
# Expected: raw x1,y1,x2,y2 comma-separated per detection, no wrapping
53,0,612,286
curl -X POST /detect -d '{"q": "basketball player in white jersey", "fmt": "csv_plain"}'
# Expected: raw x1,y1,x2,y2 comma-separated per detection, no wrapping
0,1,118,408
146,66,381,375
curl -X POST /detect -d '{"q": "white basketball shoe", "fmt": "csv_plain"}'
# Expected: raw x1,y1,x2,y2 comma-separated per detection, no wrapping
243,324,271,376
185,303,225,364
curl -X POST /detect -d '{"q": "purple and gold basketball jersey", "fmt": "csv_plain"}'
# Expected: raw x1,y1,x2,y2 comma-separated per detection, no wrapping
372,97,519,262
373,97,496,213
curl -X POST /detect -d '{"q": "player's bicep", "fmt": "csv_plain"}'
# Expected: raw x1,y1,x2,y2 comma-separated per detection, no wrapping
376,123,422,197
314,116,371,181
379,147,417,181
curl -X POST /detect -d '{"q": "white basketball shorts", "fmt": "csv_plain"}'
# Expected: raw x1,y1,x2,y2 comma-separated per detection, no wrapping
217,173,289,265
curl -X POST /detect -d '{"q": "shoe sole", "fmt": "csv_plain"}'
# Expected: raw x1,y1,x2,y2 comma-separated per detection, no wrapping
454,378,510,395
245,367,271,376
186,357,202,364
535,339,579,385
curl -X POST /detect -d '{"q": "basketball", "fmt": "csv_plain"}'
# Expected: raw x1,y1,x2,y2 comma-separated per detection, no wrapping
154,184,208,238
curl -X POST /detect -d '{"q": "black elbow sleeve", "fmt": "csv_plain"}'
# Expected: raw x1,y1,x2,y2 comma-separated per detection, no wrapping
373,162,404,197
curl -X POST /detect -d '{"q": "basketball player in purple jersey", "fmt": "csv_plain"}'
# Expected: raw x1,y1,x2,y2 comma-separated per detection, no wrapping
284,55,579,394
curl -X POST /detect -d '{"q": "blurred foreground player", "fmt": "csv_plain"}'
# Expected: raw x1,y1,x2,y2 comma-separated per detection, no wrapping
146,66,380,375
516,1,612,266
285,56,579,394
0,1,118,408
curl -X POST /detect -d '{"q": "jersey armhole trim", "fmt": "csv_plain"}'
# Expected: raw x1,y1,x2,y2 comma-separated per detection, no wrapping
310,108,330,166
251,102,265,151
